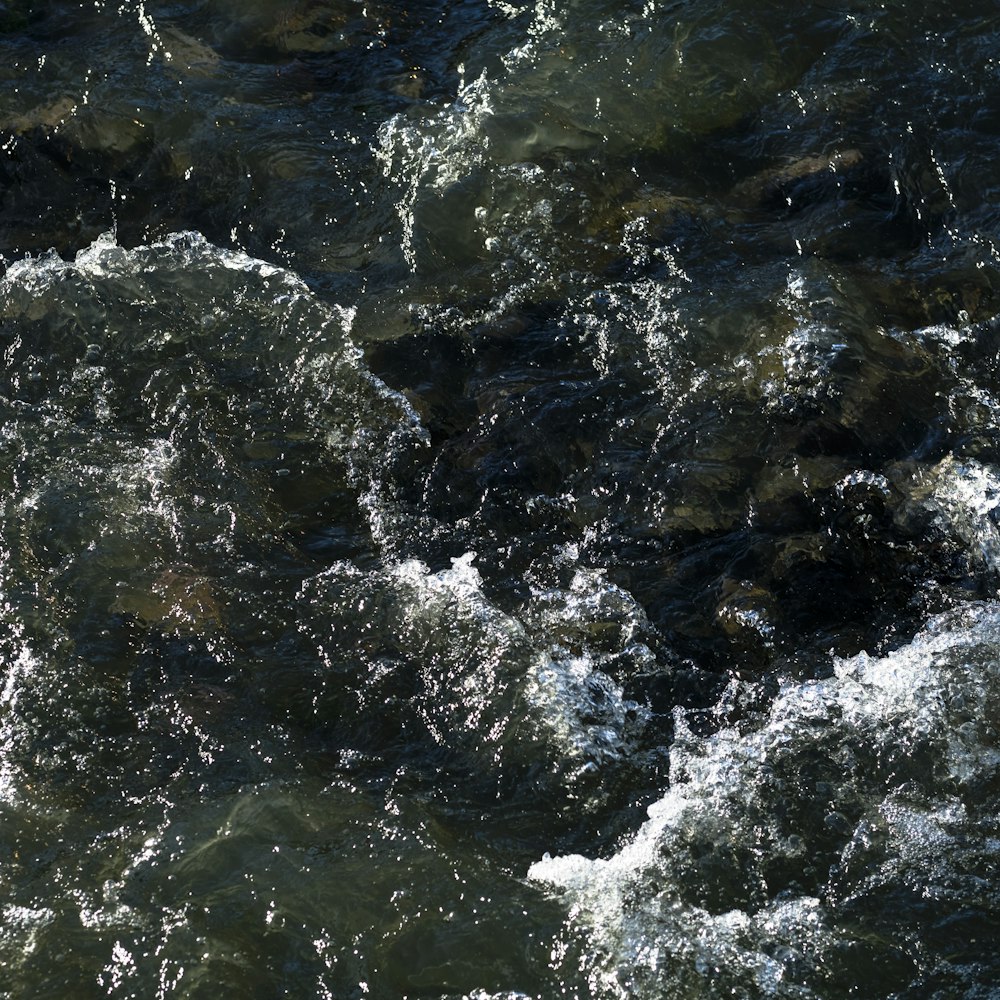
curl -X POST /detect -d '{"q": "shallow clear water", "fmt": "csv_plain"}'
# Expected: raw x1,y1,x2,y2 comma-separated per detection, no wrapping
4,1,1000,997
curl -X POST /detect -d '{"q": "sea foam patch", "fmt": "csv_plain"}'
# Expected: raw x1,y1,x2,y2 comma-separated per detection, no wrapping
530,601,1000,997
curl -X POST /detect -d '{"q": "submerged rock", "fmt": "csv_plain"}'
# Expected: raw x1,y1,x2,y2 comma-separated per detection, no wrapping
112,565,222,635
729,148,864,209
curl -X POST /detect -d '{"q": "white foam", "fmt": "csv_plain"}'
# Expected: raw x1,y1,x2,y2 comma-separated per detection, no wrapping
531,601,1000,995
909,456,1000,575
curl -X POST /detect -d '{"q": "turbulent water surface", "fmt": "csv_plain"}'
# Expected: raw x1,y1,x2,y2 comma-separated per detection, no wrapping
4,1,1000,997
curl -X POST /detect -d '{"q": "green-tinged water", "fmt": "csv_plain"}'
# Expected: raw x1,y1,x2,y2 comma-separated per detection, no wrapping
4,1,1000,997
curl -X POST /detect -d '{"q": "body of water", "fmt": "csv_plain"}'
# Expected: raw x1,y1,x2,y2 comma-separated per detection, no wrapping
3,1,1000,997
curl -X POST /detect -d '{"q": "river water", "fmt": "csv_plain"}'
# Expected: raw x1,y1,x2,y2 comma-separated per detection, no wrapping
3,1,1000,997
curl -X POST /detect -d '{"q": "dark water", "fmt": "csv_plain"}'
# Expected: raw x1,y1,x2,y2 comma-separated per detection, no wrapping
4,1,1000,997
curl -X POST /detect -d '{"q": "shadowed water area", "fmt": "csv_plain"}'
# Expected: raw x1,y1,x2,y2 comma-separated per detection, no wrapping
3,0,1000,997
